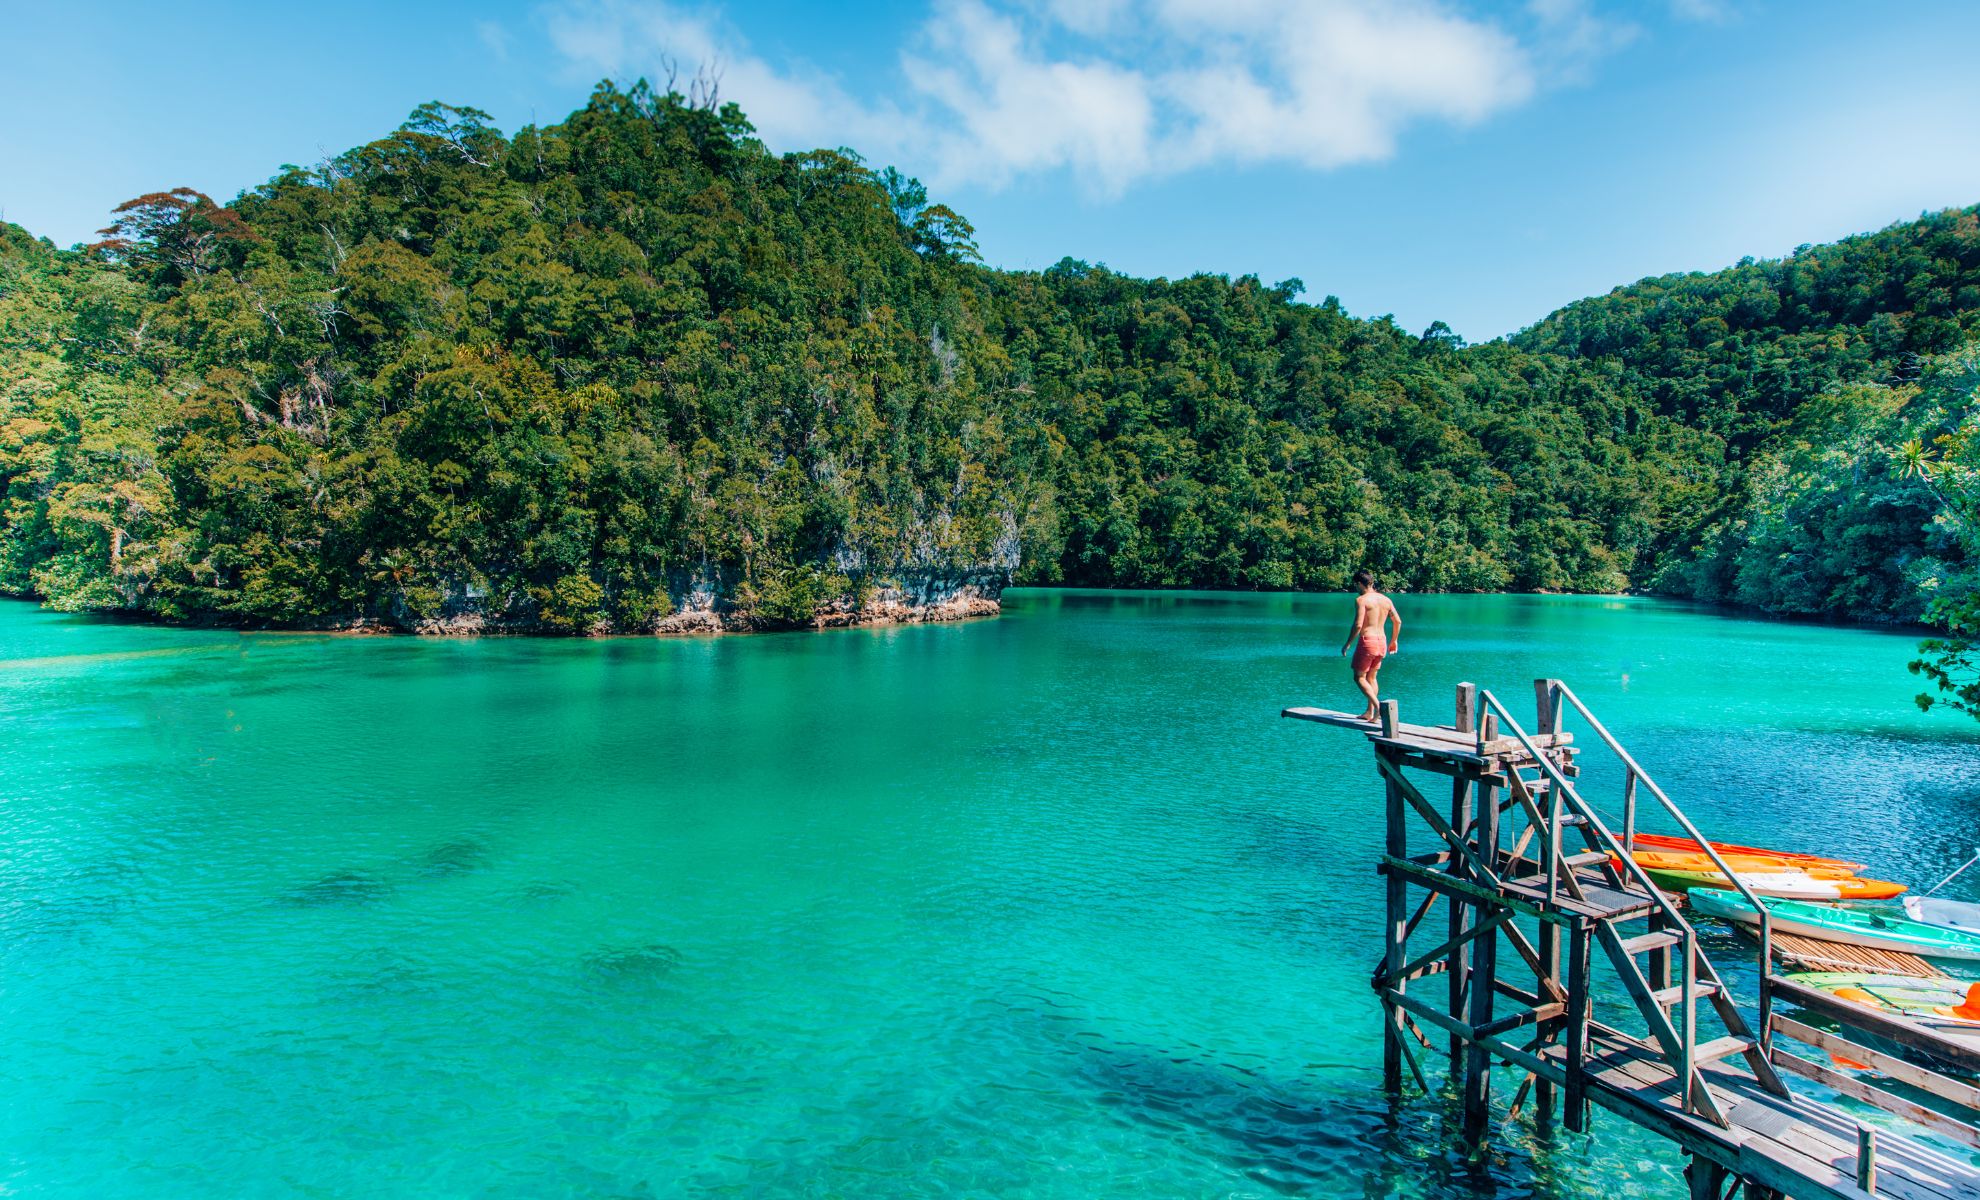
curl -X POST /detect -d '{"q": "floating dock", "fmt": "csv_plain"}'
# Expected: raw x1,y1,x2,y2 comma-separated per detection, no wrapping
1286,681,1980,1200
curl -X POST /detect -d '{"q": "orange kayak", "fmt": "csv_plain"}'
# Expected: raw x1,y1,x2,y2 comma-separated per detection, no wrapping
1631,832,1866,874
1627,849,1858,879
1632,865,1907,900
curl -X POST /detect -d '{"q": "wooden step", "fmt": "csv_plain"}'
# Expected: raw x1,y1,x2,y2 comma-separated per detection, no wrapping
1503,872,1658,919
1650,981,1723,1006
1692,1034,1756,1064
1618,931,1683,955
1562,850,1611,868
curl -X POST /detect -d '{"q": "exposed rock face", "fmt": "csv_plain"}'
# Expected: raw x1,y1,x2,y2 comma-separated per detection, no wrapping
351,567,1009,637
654,569,1007,635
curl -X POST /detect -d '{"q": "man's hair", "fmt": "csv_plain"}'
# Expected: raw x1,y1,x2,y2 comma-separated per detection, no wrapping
1352,569,1375,590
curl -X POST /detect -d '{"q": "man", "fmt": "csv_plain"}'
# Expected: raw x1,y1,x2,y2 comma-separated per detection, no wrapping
1340,569,1401,722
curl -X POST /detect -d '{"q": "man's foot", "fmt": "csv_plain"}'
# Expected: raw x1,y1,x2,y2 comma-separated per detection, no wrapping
1359,708,1379,722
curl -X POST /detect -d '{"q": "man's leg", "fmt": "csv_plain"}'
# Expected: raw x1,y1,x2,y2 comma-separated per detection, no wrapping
1355,667,1380,719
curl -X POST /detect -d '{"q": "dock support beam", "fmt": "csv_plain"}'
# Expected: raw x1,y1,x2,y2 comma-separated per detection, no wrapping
1462,764,1501,1142
1448,684,1476,1068
1382,739,1408,1096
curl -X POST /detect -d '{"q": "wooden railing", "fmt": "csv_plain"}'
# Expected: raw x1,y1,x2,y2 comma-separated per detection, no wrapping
1548,680,1780,1050
1475,686,1716,1113
1768,975,1980,1186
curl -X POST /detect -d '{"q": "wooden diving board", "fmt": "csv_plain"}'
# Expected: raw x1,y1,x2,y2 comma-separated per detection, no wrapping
1281,705,1573,761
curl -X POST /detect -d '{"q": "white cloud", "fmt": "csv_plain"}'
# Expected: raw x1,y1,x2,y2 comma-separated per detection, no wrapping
543,0,906,154
1668,0,1732,22
540,0,1621,195
1526,0,1640,79
478,20,514,62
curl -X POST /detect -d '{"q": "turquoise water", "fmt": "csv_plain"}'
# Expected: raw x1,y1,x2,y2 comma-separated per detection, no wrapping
2,589,1976,1198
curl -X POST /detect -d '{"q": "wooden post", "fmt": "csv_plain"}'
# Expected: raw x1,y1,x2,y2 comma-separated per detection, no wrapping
1464,766,1501,1141
1685,1155,1726,1200
1448,774,1473,1065
1379,699,1400,739
1858,1126,1877,1194
1622,767,1638,853
1455,683,1476,734
1535,915,1560,1123
1383,752,1408,1095
1535,678,1558,736
1565,921,1592,1132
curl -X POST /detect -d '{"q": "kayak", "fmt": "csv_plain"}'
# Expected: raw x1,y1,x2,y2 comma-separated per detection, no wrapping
1788,972,1980,1019
1627,849,1868,881
1641,866,1906,901
1786,973,1980,1061
1688,891,1980,962
1632,832,1865,873
1905,896,1980,933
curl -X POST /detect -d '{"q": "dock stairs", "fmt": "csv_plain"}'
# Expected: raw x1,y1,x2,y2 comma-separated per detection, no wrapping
1285,679,1980,1200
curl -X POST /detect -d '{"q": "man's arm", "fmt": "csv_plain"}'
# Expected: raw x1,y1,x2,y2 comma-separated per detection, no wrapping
1341,604,1365,654
1387,603,1401,651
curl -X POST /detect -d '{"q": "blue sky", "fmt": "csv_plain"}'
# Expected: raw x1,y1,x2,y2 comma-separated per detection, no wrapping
6,0,1980,339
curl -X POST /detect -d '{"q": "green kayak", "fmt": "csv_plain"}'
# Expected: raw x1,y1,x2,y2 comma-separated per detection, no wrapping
1688,891,1980,962
1786,972,1976,1017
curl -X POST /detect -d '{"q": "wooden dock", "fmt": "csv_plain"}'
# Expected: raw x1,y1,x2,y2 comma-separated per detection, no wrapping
1286,684,1980,1200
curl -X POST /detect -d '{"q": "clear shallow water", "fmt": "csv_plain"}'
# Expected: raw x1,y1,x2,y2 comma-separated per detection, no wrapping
1,589,1976,1198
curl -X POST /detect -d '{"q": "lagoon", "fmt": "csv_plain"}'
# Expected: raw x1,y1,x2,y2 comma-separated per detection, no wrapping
1,590,1975,1197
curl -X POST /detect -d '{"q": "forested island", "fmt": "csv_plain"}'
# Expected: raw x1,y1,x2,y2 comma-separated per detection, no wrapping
4,83,1980,706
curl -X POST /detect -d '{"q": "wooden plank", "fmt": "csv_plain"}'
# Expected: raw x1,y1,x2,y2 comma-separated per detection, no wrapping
1383,987,1563,1085
1466,766,1502,1139
1772,1014,1980,1113
1393,910,1512,987
1282,705,1575,749
1770,977,1980,1076
1279,706,1379,730
1771,933,1948,979
1567,921,1592,1132
1379,854,1565,925
1448,773,1473,1066
1769,1093,1979,1200
1576,1033,1970,1200
1377,755,1503,886
1501,871,1657,919
1477,1001,1566,1039
1771,1050,1980,1149
1747,1097,1963,1200
1383,762,1407,1095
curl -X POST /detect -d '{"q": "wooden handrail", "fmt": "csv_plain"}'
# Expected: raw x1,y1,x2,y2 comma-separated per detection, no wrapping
1475,687,1706,1099
1768,975,1980,1075
1549,679,1778,1048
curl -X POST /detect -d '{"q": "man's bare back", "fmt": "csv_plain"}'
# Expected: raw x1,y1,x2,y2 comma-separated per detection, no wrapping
1340,571,1400,721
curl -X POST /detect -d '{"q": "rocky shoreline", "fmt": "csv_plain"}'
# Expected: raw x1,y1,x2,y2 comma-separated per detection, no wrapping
337,569,1010,637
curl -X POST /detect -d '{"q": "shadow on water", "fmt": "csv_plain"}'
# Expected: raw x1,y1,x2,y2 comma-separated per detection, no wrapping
279,869,392,908
0,855,146,952
1000,990,1648,1200
507,879,578,906
418,839,490,878
582,943,685,991
317,952,443,1005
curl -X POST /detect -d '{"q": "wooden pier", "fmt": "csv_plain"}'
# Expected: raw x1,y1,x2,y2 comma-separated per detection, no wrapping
1286,681,1980,1200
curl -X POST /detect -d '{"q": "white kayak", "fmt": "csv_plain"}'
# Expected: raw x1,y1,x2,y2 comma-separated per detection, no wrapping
1904,895,1980,933
1642,865,1886,901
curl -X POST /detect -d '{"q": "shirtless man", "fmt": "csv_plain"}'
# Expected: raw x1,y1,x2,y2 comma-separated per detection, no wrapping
1340,570,1401,722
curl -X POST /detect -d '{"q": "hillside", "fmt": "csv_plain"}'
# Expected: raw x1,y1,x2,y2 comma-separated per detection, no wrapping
1517,214,1980,626
1,81,1976,638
